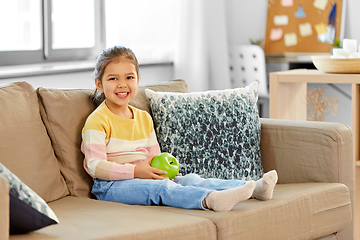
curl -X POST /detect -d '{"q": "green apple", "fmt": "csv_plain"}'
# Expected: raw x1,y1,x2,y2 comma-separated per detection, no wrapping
150,152,180,180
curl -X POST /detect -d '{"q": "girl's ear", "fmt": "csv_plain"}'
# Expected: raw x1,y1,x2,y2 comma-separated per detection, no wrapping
95,78,104,93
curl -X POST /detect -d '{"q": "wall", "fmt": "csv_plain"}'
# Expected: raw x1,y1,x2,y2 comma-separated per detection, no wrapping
344,0,360,41
226,0,267,47
0,64,174,90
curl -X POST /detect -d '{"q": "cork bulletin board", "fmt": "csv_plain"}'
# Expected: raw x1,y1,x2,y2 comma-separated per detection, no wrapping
263,0,346,55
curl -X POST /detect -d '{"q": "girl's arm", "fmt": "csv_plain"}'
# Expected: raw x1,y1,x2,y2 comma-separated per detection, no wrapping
82,108,167,181
82,130,167,181
133,129,168,180
81,130,136,180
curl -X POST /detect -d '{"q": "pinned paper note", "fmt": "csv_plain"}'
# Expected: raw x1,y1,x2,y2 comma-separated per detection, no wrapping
284,33,297,47
270,28,283,41
313,0,328,10
281,0,293,7
299,23,312,37
295,5,306,18
314,22,327,34
274,15,289,26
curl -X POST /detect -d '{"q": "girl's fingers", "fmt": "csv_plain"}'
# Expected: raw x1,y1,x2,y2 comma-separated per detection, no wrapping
152,167,167,176
152,174,168,180
153,168,167,175
150,167,168,180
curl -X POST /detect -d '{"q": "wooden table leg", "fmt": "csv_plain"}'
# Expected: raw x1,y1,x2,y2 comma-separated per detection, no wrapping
270,73,307,120
352,83,360,239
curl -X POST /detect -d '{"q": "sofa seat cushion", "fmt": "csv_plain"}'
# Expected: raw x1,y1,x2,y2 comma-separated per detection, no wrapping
151,183,351,240
10,196,217,240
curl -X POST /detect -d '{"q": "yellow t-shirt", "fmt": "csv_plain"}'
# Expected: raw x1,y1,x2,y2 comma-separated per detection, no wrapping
81,101,160,180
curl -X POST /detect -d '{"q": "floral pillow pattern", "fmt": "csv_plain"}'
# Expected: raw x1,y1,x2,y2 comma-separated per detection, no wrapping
145,81,264,181
0,163,59,234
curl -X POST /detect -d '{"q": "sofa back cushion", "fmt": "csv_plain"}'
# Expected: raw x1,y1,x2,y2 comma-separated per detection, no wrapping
37,88,95,198
0,82,69,202
37,79,188,198
129,79,188,114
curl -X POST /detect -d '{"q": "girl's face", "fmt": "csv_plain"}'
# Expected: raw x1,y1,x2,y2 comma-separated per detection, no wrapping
95,59,139,118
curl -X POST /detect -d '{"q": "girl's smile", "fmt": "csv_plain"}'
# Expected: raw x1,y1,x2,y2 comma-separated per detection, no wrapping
116,92,129,99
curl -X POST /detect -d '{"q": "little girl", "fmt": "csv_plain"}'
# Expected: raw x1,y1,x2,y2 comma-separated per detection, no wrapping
81,46,278,212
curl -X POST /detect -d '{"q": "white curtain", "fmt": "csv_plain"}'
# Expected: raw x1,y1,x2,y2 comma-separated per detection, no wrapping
174,0,231,92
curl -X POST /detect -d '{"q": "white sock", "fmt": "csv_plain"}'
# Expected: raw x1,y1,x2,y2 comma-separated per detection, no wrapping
204,181,256,212
252,170,278,201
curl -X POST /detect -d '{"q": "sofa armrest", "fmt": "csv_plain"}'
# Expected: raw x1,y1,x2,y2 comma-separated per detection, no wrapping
260,118,353,186
260,118,354,239
0,176,9,240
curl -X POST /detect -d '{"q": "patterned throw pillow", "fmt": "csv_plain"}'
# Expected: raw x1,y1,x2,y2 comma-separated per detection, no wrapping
145,81,264,181
0,163,59,234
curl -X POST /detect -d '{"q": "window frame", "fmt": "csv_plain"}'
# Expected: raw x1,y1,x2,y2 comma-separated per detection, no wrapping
0,0,105,66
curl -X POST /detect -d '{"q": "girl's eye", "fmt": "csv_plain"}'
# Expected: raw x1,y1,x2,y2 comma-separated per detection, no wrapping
127,76,135,80
109,77,117,81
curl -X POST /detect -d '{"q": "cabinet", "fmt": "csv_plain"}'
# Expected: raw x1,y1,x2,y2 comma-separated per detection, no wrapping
269,69,360,238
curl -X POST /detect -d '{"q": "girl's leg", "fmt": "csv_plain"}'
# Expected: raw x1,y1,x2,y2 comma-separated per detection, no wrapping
91,176,265,212
174,170,278,209
174,173,247,190
175,171,278,201
91,178,211,210
175,174,257,211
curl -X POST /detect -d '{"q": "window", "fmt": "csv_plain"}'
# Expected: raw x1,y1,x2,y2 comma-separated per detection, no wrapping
0,0,176,67
0,0,42,52
0,0,105,66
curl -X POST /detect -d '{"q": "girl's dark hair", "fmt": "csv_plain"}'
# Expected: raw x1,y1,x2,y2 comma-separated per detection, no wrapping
91,46,139,107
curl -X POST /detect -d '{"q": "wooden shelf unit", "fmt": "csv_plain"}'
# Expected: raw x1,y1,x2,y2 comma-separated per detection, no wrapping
269,69,360,239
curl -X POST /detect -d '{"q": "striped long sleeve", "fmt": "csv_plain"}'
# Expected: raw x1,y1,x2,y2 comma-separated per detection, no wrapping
81,102,161,180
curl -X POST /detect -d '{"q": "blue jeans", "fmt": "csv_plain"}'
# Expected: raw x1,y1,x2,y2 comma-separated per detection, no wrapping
92,174,246,210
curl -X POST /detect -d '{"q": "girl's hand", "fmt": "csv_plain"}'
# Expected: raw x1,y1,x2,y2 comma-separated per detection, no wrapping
134,155,169,180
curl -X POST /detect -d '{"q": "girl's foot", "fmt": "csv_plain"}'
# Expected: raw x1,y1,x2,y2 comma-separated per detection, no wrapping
204,181,256,212
252,170,278,201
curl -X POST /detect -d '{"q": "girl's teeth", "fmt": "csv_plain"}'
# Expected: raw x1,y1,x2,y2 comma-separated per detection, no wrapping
117,93,127,97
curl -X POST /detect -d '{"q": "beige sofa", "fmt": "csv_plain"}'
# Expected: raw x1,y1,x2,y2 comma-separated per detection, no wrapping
0,80,353,240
